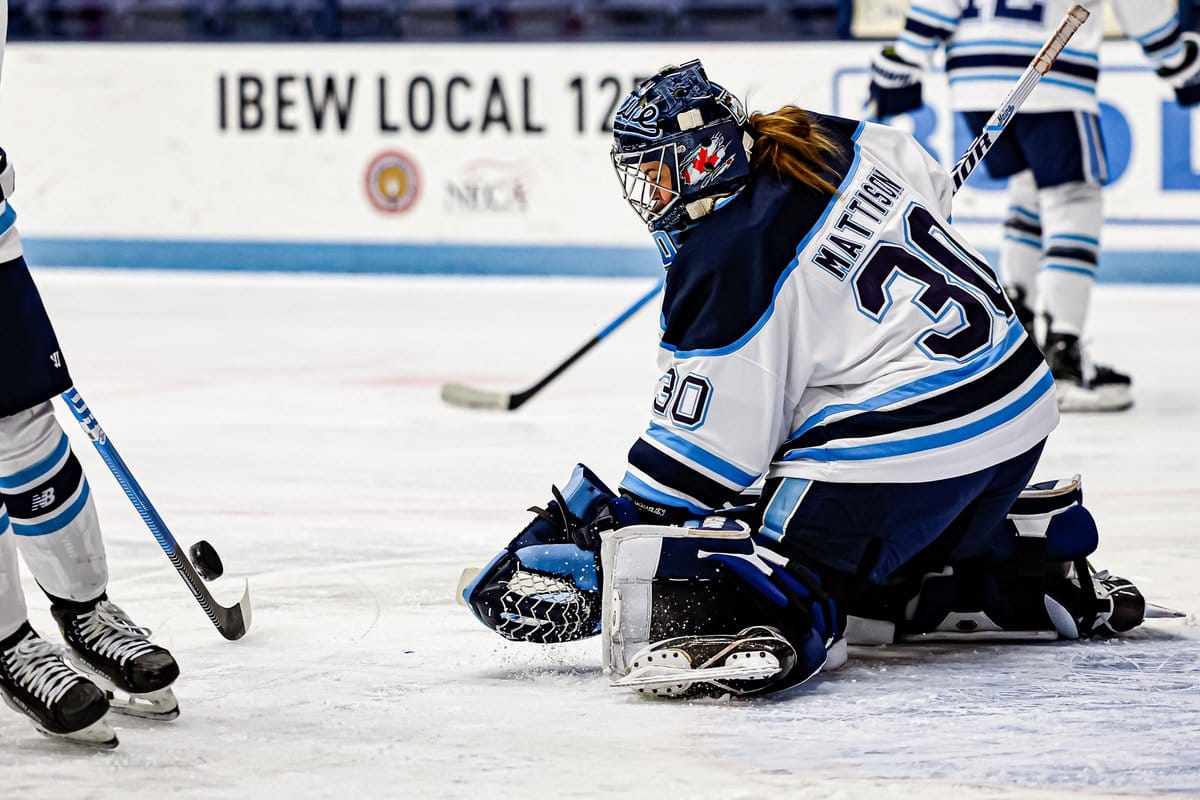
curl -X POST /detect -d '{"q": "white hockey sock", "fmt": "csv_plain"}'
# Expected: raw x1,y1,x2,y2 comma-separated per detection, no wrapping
0,403,108,603
1036,180,1102,336
0,513,30,641
1001,170,1041,301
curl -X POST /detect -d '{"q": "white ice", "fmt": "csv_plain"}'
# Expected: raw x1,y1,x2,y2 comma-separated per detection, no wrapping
4,270,1198,798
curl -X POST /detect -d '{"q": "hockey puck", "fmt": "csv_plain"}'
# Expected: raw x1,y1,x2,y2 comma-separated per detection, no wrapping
188,540,224,581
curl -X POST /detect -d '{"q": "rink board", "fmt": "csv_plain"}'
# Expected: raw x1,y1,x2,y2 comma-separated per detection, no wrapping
3,41,1200,278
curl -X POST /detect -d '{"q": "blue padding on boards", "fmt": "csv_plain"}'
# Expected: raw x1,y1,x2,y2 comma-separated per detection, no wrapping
17,237,1200,282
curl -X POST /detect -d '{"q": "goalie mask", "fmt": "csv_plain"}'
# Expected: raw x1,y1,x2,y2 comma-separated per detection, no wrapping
611,60,754,265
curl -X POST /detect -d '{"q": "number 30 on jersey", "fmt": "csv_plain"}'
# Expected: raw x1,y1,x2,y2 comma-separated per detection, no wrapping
653,368,713,429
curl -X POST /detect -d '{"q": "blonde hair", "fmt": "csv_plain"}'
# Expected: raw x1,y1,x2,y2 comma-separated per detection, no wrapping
748,106,843,196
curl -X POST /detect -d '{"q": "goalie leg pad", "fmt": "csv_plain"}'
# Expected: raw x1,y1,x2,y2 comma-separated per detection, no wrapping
600,520,842,698
855,476,1146,643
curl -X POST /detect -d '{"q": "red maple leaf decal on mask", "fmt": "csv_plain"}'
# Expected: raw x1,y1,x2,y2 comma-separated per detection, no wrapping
692,148,719,173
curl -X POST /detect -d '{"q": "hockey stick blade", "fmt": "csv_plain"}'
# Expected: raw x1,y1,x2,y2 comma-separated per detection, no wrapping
440,382,515,411
173,552,252,641
441,278,665,412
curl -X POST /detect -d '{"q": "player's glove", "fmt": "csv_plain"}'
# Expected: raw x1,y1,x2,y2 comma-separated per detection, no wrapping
0,147,14,203
868,47,924,119
461,464,640,643
1158,31,1200,107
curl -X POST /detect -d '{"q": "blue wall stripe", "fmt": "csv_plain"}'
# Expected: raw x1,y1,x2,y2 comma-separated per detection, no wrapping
17,237,1200,284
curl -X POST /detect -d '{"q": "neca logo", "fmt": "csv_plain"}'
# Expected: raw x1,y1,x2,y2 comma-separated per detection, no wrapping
614,96,661,140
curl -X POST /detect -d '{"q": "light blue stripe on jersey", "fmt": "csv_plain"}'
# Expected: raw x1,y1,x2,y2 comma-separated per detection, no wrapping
0,510,9,533
1008,205,1040,222
1042,262,1097,276
782,370,1054,464
899,34,940,50
758,478,812,543
1004,233,1041,249
1049,233,1099,247
0,433,70,491
910,5,958,26
620,471,708,515
11,482,91,537
0,203,16,238
1138,16,1179,45
1158,42,1186,63
791,321,1026,440
1041,76,1097,94
663,123,867,360
644,423,758,488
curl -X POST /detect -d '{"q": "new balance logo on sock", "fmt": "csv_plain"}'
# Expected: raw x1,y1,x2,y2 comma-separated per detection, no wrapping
30,488,56,512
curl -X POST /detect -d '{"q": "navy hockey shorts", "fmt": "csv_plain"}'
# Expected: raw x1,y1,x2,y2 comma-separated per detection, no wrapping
0,255,73,418
757,440,1045,585
961,110,1108,188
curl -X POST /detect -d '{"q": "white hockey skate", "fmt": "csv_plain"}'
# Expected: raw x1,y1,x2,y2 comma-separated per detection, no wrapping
0,626,118,749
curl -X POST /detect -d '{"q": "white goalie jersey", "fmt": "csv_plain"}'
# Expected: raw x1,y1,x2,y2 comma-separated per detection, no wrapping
893,0,1192,113
620,117,1058,514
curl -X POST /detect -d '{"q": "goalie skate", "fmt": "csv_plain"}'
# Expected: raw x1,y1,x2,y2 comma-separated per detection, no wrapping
611,626,798,699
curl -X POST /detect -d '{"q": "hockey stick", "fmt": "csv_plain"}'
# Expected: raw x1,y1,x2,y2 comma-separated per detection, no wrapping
440,275,666,411
60,388,252,641
950,4,1090,190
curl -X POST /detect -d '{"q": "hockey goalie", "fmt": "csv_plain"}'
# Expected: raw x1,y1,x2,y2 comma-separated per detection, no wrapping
460,60,1154,699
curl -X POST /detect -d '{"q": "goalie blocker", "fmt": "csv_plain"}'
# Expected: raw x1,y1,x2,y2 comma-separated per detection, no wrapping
461,465,1148,699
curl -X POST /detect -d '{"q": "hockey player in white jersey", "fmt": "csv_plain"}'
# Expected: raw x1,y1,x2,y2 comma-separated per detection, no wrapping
461,62,1147,698
870,0,1200,412
0,2,180,748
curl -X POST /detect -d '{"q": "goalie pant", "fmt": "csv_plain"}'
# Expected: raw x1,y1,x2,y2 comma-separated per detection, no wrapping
463,463,1145,697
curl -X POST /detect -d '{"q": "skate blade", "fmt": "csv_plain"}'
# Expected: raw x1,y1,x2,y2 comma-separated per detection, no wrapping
37,717,119,750
1055,381,1133,413
104,687,180,721
65,654,180,721
613,654,783,691
1146,603,1187,620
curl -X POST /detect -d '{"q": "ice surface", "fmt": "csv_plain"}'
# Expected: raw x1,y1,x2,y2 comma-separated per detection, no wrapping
5,271,1198,798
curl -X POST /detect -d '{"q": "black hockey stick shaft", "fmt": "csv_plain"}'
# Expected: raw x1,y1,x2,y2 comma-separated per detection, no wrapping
441,276,665,411
60,388,251,641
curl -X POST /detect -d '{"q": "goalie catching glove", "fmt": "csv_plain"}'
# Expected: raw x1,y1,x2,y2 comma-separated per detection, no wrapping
461,465,639,644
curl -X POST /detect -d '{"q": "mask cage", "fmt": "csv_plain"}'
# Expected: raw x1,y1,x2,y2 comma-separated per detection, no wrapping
612,142,681,227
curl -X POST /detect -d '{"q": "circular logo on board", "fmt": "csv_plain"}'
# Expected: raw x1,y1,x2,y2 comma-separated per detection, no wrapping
365,150,421,214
